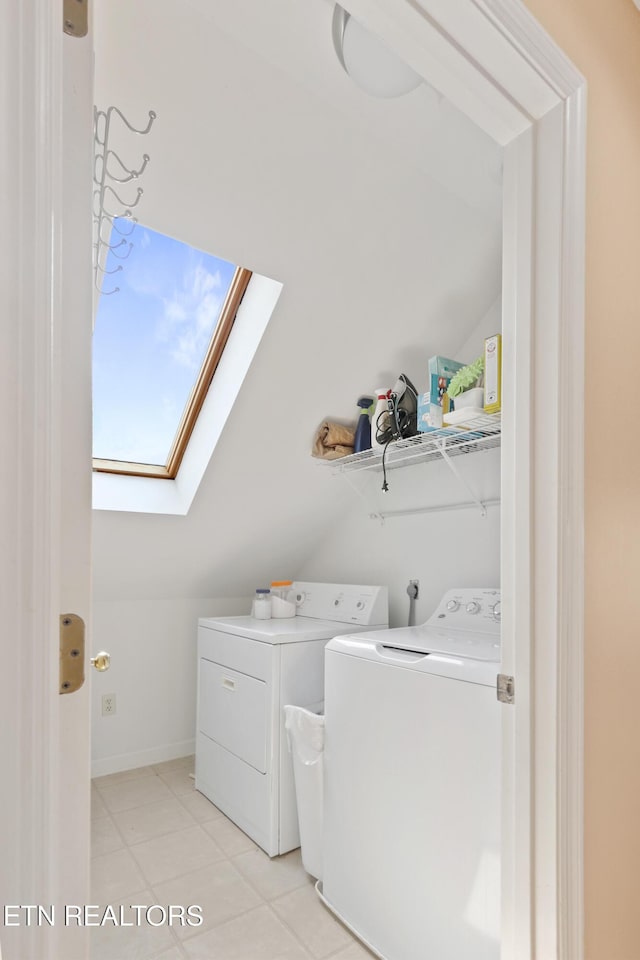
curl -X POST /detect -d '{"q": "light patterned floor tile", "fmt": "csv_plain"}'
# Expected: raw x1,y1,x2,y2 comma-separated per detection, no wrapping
99,776,174,814
202,815,257,857
233,847,312,901
88,890,177,960
151,946,189,960
91,847,147,904
178,790,225,823
329,938,379,959
89,768,347,958
113,797,197,846
183,904,311,960
271,885,353,959
130,825,226,885
91,785,108,821
93,765,157,790
158,768,196,797
152,860,262,940
91,815,124,858
153,756,195,776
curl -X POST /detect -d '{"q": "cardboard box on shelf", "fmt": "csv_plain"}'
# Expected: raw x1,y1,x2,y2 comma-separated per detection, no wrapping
484,334,502,414
417,356,465,432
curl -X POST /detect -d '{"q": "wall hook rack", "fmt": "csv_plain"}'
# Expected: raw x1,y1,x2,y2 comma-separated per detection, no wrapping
93,105,157,297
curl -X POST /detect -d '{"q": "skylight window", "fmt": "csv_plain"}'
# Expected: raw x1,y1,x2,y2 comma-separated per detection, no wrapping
92,223,251,479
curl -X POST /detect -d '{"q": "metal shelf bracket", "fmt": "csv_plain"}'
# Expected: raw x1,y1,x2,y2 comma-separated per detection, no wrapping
436,439,487,517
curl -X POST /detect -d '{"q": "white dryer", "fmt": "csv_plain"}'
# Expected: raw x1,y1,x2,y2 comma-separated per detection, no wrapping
196,582,388,857
321,587,502,960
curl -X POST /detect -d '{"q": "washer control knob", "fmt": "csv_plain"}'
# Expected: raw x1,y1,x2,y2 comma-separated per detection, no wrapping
466,601,481,615
446,600,460,613
492,601,502,622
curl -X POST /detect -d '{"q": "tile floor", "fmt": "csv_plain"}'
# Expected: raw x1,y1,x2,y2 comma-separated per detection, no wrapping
91,757,375,960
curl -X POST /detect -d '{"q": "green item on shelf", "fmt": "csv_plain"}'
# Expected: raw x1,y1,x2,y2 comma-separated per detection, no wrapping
446,356,485,398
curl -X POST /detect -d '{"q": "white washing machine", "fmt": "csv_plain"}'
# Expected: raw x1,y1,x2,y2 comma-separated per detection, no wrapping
195,582,388,857
321,587,502,960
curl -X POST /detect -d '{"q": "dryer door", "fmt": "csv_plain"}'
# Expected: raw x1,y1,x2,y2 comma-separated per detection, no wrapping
199,659,268,773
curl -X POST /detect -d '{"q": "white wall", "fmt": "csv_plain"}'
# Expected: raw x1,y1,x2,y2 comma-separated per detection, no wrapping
90,0,504,772
91,597,249,776
457,295,502,364
298,306,502,626
298,450,500,627
92,0,503,601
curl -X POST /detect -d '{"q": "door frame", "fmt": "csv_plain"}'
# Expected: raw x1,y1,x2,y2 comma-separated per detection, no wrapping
4,1,584,959
340,1,585,956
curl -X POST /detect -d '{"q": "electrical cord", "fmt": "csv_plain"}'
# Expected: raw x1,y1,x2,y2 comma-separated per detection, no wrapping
373,375,419,492
374,408,394,492
381,438,392,492
374,408,388,445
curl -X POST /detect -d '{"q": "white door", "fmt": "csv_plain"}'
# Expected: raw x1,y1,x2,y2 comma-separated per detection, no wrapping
0,5,94,960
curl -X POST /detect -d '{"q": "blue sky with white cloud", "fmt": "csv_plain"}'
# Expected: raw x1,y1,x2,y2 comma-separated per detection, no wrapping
93,221,237,465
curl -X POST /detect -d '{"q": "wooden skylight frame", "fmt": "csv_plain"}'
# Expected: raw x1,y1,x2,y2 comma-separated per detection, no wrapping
92,266,252,479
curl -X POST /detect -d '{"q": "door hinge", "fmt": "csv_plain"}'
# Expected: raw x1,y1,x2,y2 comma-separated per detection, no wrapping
63,0,88,38
497,673,515,705
60,614,86,694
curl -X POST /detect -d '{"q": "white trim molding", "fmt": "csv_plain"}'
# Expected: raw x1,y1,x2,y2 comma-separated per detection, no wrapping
91,740,196,779
500,125,535,959
555,82,586,960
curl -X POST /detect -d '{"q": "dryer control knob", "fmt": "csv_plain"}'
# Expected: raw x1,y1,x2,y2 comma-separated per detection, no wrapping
446,600,460,613
466,601,481,614
492,601,502,622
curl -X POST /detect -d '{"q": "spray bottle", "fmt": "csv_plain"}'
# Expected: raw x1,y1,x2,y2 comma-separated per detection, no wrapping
372,389,392,451
354,396,374,453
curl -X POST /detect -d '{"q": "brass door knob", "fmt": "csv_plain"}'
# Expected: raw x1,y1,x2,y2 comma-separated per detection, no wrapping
91,652,111,672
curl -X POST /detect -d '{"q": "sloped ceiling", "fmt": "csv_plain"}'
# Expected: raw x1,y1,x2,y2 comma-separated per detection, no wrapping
92,0,503,600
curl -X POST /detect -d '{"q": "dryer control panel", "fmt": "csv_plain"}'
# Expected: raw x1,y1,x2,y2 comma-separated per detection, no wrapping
428,588,501,633
293,582,388,626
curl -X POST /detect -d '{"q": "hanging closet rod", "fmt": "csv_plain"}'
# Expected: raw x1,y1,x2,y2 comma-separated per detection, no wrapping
370,497,501,522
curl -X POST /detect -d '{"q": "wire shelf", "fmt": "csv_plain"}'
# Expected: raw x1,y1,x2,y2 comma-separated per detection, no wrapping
325,412,502,475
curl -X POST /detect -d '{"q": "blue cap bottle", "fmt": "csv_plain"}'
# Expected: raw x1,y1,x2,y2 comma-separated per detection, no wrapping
354,396,374,453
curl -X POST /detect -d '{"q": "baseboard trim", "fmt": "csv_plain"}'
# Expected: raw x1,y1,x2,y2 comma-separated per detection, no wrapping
91,739,195,778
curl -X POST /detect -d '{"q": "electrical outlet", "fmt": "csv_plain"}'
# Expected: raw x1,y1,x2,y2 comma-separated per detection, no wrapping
102,693,116,717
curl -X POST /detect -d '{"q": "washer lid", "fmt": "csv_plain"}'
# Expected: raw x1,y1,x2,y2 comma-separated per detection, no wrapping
326,628,500,686
333,623,501,662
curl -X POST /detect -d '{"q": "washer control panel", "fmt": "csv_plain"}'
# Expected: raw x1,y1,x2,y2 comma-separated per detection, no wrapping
429,588,501,633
